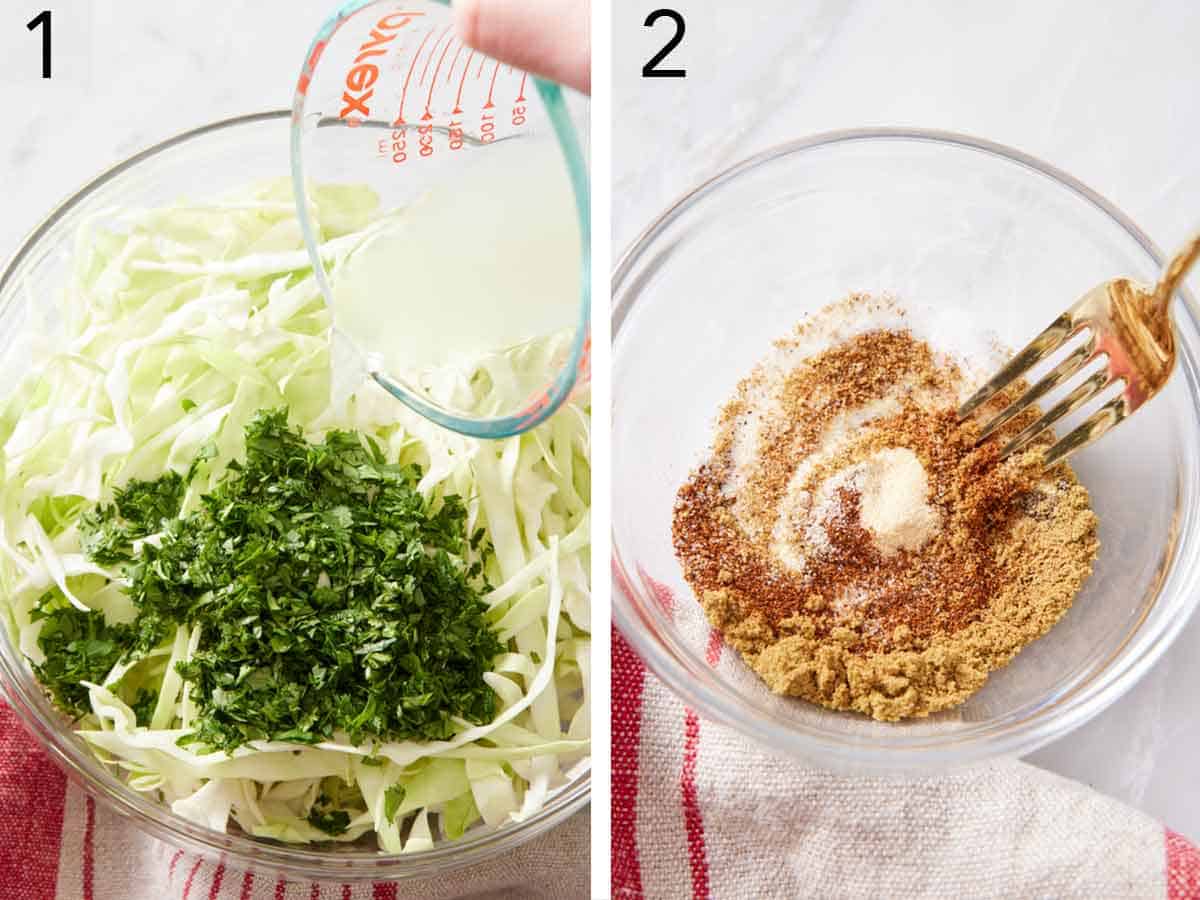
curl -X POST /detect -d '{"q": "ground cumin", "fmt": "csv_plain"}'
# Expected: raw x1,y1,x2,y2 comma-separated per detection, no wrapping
672,296,1100,721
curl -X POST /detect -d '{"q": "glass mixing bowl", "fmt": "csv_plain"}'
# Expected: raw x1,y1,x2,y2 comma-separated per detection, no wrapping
0,112,588,881
612,127,1200,773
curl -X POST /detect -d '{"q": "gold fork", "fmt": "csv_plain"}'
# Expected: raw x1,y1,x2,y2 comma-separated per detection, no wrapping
958,232,1200,467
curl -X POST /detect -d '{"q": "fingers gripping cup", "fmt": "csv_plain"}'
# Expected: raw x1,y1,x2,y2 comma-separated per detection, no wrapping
290,0,590,437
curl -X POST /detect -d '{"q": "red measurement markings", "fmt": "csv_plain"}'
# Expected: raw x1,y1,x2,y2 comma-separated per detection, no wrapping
417,29,454,157
296,38,327,96
424,35,455,115
454,49,476,113
395,27,434,125
449,45,474,148
418,26,451,87
484,60,501,108
511,71,528,126
307,39,327,73
417,121,435,156
477,55,487,79
445,40,465,84
390,126,408,164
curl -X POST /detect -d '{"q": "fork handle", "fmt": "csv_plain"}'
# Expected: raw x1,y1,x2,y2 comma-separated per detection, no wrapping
1154,231,1200,309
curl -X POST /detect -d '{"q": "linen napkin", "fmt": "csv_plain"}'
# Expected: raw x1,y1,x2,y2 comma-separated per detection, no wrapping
613,598,1200,899
0,704,588,900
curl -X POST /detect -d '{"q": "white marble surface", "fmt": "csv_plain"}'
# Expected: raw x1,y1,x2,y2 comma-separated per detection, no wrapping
0,1,331,261
614,0,1200,840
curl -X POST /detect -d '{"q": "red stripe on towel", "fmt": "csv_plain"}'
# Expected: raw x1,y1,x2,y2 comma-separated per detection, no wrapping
644,573,676,614
207,863,226,900
1167,828,1200,900
681,709,711,899
704,628,723,666
643,575,714,900
82,796,96,900
0,703,68,900
182,858,203,900
612,623,647,898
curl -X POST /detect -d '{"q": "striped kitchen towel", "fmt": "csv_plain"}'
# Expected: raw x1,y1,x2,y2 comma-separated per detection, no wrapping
0,704,588,900
612,578,1200,900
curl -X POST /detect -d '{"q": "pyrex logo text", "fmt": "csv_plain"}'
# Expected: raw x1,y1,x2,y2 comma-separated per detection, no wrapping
339,12,423,121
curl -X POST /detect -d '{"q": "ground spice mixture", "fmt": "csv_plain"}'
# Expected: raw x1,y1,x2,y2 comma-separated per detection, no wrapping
672,295,1100,721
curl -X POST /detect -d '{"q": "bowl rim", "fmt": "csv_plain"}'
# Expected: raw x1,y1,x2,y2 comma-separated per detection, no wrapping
611,125,1200,770
0,109,589,881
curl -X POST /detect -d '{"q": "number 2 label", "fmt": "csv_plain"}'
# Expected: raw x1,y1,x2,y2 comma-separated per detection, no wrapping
643,9,686,79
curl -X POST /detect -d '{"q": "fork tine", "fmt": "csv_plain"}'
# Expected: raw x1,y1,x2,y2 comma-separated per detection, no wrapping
975,338,1095,442
1042,396,1128,467
957,312,1077,420
1000,369,1112,458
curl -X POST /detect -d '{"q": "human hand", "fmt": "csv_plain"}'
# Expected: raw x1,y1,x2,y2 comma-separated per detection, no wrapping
454,0,590,95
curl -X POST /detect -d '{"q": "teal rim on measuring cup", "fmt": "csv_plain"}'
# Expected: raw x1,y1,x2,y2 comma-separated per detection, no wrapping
289,0,590,439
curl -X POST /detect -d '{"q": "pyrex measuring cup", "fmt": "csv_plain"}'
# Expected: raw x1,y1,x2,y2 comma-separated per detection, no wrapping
290,0,590,438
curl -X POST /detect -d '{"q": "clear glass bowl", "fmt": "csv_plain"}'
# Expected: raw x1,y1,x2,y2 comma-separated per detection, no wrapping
0,111,588,881
612,128,1200,773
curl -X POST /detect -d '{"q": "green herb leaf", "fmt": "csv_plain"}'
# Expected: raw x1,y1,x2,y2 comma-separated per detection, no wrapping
31,593,133,713
307,807,351,836
63,408,503,752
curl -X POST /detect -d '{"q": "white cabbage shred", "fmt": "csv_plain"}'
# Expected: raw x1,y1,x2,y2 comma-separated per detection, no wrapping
0,180,590,850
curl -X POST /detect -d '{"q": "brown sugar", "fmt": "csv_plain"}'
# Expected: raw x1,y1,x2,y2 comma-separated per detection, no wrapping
672,295,1099,721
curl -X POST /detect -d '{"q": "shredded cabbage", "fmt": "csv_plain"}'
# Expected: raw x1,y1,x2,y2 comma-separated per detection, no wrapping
0,179,590,850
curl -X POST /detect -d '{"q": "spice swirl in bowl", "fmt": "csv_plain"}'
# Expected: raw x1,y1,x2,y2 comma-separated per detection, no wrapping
673,295,1098,720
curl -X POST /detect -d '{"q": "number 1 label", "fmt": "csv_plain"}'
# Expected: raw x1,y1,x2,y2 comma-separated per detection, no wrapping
27,10,51,79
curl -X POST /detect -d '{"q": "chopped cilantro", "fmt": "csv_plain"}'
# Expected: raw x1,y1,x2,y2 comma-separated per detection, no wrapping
130,688,158,726
306,807,351,836
48,408,503,753
31,595,133,713
79,471,187,565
